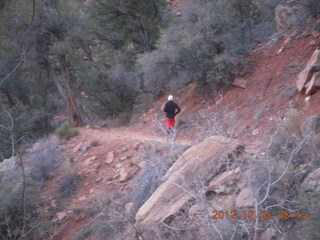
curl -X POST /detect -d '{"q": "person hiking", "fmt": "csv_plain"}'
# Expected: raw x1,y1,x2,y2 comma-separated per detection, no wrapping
163,95,181,135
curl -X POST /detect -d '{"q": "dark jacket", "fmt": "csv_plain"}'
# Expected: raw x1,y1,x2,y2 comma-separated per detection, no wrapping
163,100,181,118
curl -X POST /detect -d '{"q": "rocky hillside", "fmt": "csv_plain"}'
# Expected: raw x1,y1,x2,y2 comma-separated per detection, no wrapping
33,30,320,239
1,1,320,240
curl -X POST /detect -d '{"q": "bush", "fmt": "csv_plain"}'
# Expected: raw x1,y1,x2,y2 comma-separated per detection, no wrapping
0,173,53,239
137,0,262,94
27,137,62,184
57,174,81,198
54,122,79,140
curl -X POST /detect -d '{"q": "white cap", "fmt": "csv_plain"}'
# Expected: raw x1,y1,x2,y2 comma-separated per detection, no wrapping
168,95,173,101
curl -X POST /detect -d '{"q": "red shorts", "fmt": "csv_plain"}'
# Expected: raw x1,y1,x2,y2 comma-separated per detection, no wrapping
165,118,175,128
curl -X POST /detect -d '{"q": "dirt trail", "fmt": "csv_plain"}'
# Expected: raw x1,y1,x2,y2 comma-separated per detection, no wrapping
46,125,193,240
76,126,193,147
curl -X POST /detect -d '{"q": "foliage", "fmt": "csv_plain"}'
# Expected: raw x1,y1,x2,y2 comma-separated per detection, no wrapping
0,173,54,239
54,122,79,141
137,0,262,93
90,0,170,53
83,62,139,119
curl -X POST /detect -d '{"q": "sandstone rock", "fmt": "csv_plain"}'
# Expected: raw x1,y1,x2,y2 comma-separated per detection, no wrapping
94,162,102,169
106,151,115,164
232,78,247,89
125,202,134,215
56,212,67,221
119,155,129,161
94,177,103,183
305,71,320,94
138,161,146,169
135,136,239,225
74,213,86,222
79,196,87,201
121,147,128,153
302,168,320,192
50,200,57,208
84,155,97,166
73,143,83,153
296,49,320,93
252,129,259,135
119,168,129,182
235,187,255,208
116,163,122,168
113,173,120,180
208,170,238,195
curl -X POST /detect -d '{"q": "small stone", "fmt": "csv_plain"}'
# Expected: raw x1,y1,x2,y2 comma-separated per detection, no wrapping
89,189,94,194
138,161,146,169
113,174,120,180
125,202,133,214
119,155,129,161
106,151,115,164
84,155,97,166
79,196,87,202
95,162,102,169
236,187,255,208
122,147,127,152
119,168,129,182
73,143,83,153
94,177,103,183
50,200,57,208
56,212,67,221
116,163,122,168
74,213,86,222
252,129,259,135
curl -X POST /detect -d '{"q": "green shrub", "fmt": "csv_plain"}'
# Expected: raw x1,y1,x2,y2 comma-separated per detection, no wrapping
54,122,79,140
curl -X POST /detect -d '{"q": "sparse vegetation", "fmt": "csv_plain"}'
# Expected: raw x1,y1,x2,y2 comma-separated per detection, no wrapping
57,174,81,198
89,140,99,147
28,137,62,184
54,122,79,141
0,172,54,239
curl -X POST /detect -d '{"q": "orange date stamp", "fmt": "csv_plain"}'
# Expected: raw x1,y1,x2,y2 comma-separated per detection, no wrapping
212,210,308,220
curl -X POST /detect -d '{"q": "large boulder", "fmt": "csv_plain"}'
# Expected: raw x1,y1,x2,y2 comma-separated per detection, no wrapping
135,136,239,225
296,48,320,94
275,5,310,33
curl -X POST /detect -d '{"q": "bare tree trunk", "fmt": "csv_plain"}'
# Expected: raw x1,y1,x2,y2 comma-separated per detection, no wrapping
51,55,84,127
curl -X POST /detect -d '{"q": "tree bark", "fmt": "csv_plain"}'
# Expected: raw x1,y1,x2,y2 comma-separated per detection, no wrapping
51,55,84,127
